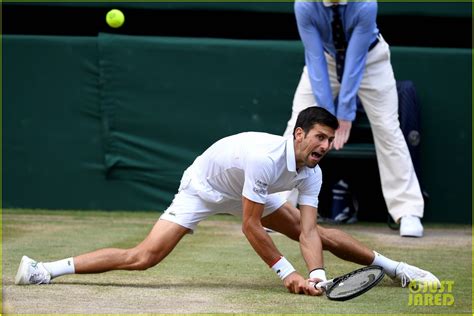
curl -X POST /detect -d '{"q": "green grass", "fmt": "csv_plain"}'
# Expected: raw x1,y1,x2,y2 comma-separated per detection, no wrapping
2,209,472,314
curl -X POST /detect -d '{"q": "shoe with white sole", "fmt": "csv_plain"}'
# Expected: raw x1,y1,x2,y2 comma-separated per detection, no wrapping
400,215,423,237
394,262,440,288
15,256,51,285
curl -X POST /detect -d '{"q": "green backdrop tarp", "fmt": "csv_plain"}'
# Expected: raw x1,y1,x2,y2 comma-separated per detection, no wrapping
2,34,471,223
2,34,305,211
98,33,304,206
2,35,168,210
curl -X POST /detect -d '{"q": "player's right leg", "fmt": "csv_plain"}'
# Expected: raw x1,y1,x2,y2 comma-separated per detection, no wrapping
74,219,190,273
15,181,209,285
15,219,190,285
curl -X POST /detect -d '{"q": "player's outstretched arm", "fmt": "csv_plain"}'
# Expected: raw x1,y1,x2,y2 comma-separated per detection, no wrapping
241,197,320,295
298,204,324,272
241,197,282,265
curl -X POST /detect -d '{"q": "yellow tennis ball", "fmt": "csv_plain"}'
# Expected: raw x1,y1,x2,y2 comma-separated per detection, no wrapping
106,9,125,28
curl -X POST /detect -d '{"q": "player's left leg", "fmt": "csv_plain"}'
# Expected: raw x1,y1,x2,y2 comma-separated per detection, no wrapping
261,202,374,265
262,202,440,287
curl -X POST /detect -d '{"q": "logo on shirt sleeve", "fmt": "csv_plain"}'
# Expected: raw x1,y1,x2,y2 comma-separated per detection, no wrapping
253,179,268,195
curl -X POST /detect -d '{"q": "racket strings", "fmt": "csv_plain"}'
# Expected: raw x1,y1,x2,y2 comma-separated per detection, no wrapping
328,269,384,299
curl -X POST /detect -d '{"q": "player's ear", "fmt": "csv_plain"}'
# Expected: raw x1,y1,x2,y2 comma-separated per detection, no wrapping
294,127,305,142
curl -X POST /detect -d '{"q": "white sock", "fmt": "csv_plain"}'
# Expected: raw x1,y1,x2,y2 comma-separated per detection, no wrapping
371,251,399,278
43,258,75,278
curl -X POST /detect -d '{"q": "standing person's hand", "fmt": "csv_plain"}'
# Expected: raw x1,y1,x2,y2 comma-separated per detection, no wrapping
283,272,324,296
334,120,352,150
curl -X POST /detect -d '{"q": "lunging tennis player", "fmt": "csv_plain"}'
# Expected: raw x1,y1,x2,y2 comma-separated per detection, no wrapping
16,107,440,296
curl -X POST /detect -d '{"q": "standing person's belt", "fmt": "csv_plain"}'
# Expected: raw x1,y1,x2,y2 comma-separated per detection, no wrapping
325,34,380,55
368,33,381,51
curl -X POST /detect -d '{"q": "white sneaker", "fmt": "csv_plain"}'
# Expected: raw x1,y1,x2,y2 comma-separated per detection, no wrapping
395,262,440,288
15,256,51,285
400,215,423,237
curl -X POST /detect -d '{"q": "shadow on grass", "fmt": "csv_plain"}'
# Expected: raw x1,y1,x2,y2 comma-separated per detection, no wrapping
51,276,401,291
54,280,275,291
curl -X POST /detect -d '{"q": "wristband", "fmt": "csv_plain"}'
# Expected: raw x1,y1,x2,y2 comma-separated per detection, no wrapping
271,256,296,280
309,268,327,281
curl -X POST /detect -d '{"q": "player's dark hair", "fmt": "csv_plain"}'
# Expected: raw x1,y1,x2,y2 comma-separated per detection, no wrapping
293,106,339,137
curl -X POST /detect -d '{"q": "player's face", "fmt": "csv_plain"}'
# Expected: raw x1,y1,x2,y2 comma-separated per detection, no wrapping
294,124,335,169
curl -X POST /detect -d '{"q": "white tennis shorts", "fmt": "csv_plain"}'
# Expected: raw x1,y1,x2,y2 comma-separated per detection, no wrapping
160,177,286,231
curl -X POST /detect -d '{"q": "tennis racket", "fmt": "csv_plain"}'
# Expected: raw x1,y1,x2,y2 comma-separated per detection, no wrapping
314,265,385,301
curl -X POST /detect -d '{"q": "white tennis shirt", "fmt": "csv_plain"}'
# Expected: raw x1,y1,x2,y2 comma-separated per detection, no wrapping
182,132,322,208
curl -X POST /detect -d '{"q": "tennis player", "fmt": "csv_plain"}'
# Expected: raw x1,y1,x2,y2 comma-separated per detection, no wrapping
15,107,439,295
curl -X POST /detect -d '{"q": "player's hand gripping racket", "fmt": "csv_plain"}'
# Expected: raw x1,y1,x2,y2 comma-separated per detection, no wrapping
314,266,385,301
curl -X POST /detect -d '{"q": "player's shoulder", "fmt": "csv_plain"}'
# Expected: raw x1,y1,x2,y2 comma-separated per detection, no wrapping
310,164,322,176
218,132,285,159
245,133,285,163
304,165,323,181
236,131,285,146
220,132,277,145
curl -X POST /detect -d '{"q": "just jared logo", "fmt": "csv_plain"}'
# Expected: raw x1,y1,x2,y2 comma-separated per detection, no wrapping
408,280,454,306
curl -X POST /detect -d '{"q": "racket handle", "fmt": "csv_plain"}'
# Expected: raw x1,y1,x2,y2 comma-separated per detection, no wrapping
315,279,332,290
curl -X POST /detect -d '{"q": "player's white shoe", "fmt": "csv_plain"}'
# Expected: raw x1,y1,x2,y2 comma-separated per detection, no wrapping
15,256,51,285
394,262,440,288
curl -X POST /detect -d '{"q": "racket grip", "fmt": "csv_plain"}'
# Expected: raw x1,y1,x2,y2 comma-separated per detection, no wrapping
315,280,332,290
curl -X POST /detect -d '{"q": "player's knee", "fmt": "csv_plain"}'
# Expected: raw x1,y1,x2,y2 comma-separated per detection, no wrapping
318,226,338,250
126,249,160,270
